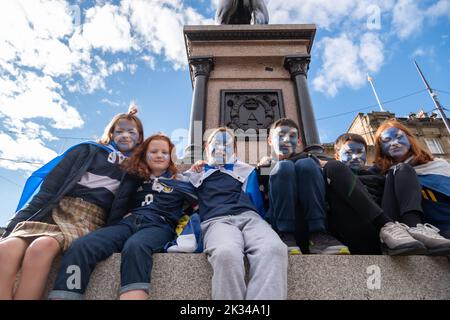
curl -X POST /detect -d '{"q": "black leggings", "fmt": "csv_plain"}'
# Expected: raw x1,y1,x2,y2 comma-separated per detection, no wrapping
323,161,385,254
382,163,423,226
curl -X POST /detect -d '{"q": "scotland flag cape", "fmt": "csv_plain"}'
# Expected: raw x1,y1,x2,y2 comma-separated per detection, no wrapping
15,141,118,212
164,160,265,253
413,159,450,231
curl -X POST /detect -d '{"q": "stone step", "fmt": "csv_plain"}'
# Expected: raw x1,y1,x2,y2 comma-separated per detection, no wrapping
43,254,450,300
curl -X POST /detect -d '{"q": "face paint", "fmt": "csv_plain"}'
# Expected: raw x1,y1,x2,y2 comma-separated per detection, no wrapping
338,142,366,170
207,131,235,165
112,119,140,153
147,153,170,162
146,139,171,176
380,127,411,160
271,126,298,158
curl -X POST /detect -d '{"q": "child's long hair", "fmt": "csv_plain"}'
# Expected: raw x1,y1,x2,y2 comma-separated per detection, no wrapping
122,133,178,179
98,104,144,146
374,119,433,173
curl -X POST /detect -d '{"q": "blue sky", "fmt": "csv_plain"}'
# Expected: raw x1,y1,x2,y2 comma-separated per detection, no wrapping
0,0,449,226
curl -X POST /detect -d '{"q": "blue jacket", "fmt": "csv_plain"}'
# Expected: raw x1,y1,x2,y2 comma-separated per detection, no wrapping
4,142,126,237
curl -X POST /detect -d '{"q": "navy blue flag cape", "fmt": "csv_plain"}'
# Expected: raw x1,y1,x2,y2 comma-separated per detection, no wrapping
15,141,116,212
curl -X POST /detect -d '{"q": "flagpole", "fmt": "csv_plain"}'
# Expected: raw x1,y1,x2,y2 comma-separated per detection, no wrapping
414,60,450,135
367,74,385,112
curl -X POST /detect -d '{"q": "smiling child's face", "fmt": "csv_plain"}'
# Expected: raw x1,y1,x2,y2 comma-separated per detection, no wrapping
380,127,411,161
112,119,140,153
146,139,170,175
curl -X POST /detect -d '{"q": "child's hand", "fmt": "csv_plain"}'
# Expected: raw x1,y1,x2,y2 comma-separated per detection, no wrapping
257,156,272,168
191,160,207,172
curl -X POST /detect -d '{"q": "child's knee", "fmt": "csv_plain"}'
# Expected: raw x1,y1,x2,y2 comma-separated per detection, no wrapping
294,157,320,174
122,238,152,258
0,239,27,266
271,160,295,178
25,237,60,262
211,246,244,266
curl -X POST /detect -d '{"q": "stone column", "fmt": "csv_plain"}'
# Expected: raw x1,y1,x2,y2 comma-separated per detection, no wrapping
184,56,214,164
284,54,320,148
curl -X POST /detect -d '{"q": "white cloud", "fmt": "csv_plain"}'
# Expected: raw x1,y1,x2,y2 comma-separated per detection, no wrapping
100,98,121,107
81,4,136,53
426,0,450,20
392,0,424,39
0,133,57,172
411,46,436,58
313,32,384,97
123,0,213,69
0,71,84,129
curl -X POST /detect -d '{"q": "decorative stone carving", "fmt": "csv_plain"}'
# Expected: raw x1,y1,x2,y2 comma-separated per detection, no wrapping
220,90,285,131
284,55,311,78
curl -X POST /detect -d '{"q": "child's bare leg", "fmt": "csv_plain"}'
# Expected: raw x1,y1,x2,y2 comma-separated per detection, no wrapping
119,290,148,300
0,237,30,300
14,236,61,300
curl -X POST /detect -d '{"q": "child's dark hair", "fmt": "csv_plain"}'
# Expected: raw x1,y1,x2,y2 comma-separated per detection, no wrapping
269,118,300,133
334,133,368,153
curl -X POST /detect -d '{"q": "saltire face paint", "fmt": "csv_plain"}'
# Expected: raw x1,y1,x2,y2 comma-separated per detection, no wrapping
147,153,170,162
271,126,299,158
380,127,411,160
207,131,235,165
112,119,140,153
338,142,367,170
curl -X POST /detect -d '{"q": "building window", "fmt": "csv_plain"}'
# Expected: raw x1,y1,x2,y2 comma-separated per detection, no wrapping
424,138,444,154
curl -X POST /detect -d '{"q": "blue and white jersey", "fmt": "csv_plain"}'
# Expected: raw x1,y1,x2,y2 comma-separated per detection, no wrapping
67,147,124,211
130,171,198,228
184,160,265,222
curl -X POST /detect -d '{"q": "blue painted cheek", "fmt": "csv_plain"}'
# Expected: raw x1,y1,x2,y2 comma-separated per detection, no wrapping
289,137,297,150
339,151,352,164
381,142,391,156
361,153,367,163
398,135,410,149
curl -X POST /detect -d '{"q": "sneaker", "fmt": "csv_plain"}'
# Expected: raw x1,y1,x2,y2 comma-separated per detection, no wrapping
278,232,302,255
379,222,427,255
407,223,450,256
278,232,297,247
288,246,302,255
309,232,350,255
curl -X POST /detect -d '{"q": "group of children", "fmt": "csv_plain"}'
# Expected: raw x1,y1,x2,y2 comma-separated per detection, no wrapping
0,108,449,300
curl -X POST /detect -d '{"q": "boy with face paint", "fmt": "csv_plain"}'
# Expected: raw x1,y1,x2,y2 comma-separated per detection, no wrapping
322,133,429,255
257,118,350,255
185,127,288,300
373,120,450,255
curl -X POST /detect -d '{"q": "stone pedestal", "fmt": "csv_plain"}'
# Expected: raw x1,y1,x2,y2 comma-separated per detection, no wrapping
183,24,319,164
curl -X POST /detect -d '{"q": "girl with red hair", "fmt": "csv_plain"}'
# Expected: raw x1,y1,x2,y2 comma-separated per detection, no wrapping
48,133,197,300
374,119,450,255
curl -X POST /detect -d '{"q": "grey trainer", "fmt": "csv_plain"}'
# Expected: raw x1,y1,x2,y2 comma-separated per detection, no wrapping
407,223,450,256
379,222,427,255
309,232,350,255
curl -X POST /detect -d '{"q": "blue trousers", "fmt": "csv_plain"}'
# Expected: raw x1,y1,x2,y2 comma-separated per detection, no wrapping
48,213,174,299
268,158,327,234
